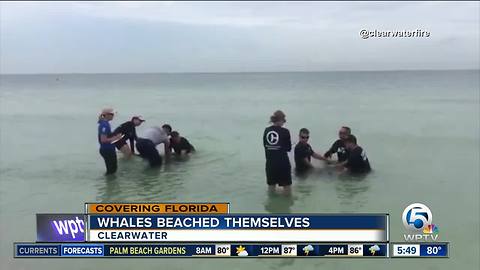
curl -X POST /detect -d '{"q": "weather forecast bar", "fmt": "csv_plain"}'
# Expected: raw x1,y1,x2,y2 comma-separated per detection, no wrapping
14,243,388,258
391,243,449,258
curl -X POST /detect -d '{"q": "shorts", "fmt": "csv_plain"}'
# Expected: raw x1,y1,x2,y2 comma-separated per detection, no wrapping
114,138,128,150
136,138,162,167
265,157,292,186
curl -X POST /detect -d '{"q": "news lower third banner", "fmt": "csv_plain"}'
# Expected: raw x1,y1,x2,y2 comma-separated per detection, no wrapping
87,214,388,242
16,202,452,259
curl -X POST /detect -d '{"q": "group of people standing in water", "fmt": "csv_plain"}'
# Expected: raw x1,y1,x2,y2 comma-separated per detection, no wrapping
263,110,371,195
97,108,195,175
96,108,372,193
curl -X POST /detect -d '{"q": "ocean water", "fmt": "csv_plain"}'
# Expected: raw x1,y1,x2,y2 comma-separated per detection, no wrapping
0,70,479,270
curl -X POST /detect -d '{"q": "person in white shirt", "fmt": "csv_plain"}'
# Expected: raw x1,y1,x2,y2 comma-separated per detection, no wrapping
136,124,172,167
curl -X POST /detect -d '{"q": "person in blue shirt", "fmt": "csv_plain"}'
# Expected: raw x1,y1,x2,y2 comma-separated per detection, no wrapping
97,108,123,175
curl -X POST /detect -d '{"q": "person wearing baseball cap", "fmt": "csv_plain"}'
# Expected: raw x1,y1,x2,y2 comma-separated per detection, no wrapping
112,116,146,158
97,108,123,175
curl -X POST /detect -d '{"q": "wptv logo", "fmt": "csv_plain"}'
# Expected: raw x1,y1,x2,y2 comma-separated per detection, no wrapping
402,203,439,241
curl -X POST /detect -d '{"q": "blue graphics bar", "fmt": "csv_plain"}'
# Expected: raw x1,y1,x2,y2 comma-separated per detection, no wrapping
14,243,388,258
87,214,388,242
88,214,387,229
391,243,449,258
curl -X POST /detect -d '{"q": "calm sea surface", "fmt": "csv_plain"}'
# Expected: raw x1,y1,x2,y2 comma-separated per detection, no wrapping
1,70,479,269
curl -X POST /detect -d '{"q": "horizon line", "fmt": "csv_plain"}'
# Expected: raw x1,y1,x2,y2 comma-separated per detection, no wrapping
1,68,478,76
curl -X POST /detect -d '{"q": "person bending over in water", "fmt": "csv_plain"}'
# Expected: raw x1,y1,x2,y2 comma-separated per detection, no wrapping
169,131,195,156
113,116,145,158
324,126,351,162
136,124,172,168
294,128,327,174
97,108,124,175
336,134,371,175
263,110,292,195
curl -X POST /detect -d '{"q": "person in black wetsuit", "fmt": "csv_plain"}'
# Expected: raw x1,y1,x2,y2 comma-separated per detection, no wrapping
169,131,195,156
336,134,371,175
294,128,327,174
263,110,292,195
324,126,351,162
113,116,145,158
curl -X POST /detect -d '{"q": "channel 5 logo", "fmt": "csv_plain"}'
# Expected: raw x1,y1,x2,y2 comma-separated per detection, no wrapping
402,203,439,241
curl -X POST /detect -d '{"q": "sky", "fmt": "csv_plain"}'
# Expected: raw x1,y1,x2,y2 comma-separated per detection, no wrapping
0,1,479,74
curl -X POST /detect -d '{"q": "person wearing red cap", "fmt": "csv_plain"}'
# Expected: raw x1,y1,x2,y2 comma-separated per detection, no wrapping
112,116,145,158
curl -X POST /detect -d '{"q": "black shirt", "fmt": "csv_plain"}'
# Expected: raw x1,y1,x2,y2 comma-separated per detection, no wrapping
113,121,138,153
294,142,314,171
263,125,291,160
324,139,348,162
170,137,195,154
345,146,371,174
